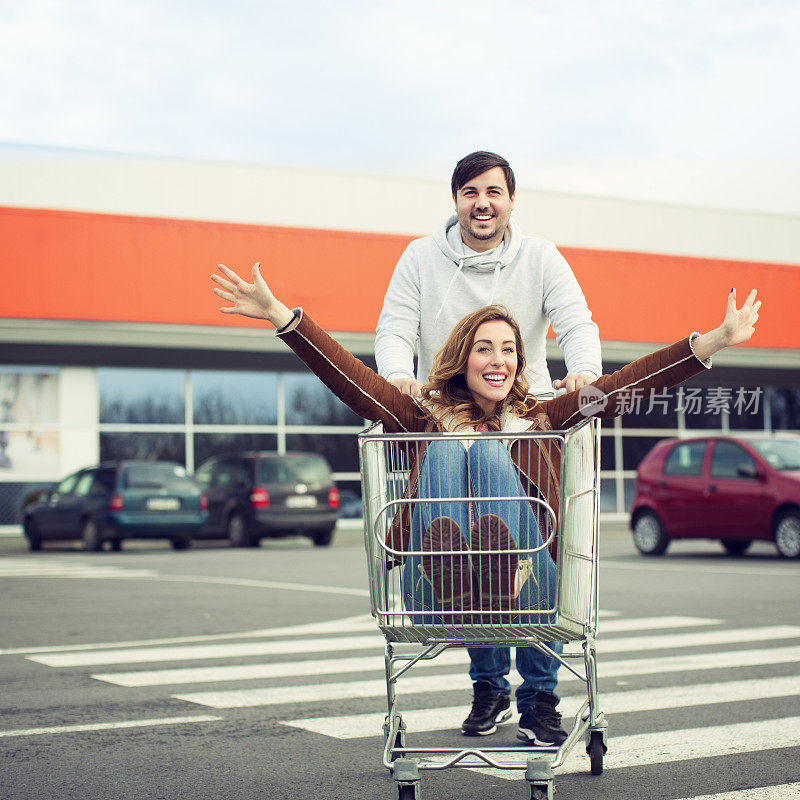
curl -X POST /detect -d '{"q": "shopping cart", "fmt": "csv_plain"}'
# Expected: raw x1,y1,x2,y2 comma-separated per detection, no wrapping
358,416,607,800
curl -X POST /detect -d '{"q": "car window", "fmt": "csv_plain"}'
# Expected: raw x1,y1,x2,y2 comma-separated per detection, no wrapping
194,462,214,487
213,460,249,488
750,439,800,471
55,472,80,496
258,455,330,484
663,442,707,477
710,441,758,479
93,470,116,492
122,463,195,490
74,471,96,497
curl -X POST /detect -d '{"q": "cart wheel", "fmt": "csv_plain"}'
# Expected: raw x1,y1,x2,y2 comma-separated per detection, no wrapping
528,784,553,800
395,784,419,800
588,730,605,775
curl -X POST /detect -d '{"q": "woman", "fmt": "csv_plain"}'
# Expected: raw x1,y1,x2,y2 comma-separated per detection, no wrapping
212,261,761,742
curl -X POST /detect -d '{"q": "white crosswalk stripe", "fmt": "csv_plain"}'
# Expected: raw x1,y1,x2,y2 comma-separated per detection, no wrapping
279,675,800,738
0,557,157,579
465,716,800,776
674,784,800,800
94,643,800,688
32,622,800,668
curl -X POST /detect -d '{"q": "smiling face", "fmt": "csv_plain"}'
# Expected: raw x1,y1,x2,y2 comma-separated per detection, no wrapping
454,166,515,252
464,319,519,414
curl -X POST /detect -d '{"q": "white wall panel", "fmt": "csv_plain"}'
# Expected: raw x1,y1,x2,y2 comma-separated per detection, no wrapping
1,146,798,265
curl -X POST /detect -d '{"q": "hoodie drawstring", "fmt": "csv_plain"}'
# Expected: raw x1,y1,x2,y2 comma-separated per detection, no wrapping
434,257,465,323
488,261,501,305
434,257,505,324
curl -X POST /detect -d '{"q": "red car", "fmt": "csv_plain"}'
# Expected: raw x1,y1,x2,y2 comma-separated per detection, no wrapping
630,435,800,558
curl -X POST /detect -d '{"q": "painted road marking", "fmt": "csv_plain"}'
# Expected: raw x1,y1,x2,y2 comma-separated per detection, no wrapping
0,557,369,597
468,716,800,777
0,613,377,656
1,608,625,656
279,675,800,738
95,642,800,689
0,715,222,738
674,784,800,799
33,622,795,669
174,661,800,710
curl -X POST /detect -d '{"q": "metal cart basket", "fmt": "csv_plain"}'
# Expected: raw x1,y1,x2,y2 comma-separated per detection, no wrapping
358,416,607,800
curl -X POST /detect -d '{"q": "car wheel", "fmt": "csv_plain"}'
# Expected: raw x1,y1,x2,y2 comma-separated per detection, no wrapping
721,538,752,556
227,513,252,548
81,518,103,552
170,536,192,550
774,510,800,559
311,526,335,547
24,519,42,551
632,511,669,556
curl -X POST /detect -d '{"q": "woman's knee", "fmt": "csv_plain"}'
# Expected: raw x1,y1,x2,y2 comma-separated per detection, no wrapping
423,438,466,470
469,438,512,471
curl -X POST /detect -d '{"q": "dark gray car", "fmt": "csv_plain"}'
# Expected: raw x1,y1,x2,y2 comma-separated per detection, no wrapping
194,451,340,547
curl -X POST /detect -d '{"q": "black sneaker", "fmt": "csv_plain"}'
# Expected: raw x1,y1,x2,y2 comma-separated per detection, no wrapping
461,681,511,736
516,692,568,746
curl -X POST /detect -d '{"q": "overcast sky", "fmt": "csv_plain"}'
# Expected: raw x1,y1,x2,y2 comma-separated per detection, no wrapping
2,0,799,213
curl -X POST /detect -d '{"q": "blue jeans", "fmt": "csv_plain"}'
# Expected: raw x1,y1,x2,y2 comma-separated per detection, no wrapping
401,438,563,712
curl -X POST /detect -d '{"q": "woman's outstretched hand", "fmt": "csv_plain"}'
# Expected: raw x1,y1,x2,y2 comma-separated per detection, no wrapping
212,263,294,329
692,288,762,361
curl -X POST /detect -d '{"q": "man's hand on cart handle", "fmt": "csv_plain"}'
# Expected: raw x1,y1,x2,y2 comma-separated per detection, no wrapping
692,288,762,361
212,262,294,329
389,377,424,398
552,373,596,392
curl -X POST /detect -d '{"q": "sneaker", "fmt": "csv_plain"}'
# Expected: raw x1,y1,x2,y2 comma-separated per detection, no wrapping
421,517,472,624
471,514,517,623
516,692,568,746
461,681,512,736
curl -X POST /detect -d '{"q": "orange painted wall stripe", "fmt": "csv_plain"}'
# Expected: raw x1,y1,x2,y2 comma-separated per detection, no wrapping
1,205,797,348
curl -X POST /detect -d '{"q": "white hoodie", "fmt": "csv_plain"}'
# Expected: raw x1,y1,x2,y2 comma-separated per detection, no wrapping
375,215,602,391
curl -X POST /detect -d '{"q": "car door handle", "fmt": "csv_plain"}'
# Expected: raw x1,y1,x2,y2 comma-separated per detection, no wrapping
658,481,667,488
703,485,718,497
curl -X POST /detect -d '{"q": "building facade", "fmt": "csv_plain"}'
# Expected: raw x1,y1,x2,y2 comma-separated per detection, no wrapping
1,146,799,525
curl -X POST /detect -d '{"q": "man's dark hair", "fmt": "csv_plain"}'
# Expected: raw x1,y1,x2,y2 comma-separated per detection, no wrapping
451,151,515,198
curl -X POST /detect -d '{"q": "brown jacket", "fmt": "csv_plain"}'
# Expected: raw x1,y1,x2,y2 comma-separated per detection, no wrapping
279,311,710,561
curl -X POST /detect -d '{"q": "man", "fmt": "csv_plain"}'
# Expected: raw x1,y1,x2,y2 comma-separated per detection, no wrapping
374,151,602,746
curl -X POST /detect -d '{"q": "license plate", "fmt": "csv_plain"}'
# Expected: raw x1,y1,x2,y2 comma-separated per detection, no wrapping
146,497,180,511
285,495,317,508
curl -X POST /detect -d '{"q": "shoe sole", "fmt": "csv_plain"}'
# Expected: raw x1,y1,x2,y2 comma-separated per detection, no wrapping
516,727,567,747
471,515,517,623
461,709,513,736
421,517,472,624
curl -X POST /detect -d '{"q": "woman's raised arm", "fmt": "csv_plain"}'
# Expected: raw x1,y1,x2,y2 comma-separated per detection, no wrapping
210,262,425,433
212,262,294,329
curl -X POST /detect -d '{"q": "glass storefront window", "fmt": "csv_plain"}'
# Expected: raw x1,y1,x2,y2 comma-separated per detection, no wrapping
285,432,359,473
99,432,185,463
193,370,278,425
681,387,724,430
193,433,278,469
98,368,185,424
622,435,666,470
600,435,616,472
770,388,800,431
283,373,362,426
619,386,679,429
